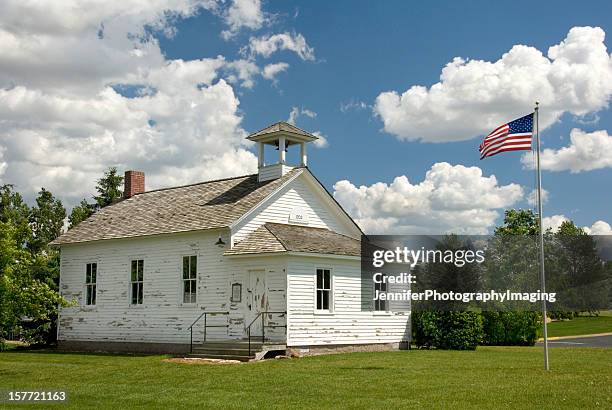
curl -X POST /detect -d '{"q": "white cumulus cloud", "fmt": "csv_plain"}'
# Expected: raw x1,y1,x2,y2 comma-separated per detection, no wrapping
0,0,260,207
262,62,289,82
312,131,329,149
522,128,612,172
374,26,612,142
584,220,612,235
221,0,267,40
543,214,612,234
245,32,315,61
223,58,261,88
333,162,524,234
542,214,570,231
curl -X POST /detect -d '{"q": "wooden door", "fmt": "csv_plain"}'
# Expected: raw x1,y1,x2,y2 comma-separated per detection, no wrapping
247,270,267,338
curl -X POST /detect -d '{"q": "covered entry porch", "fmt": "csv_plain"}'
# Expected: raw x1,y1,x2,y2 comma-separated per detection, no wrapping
187,252,289,359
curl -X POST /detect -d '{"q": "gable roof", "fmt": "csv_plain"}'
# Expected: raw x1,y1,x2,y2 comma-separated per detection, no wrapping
225,222,361,257
52,169,303,245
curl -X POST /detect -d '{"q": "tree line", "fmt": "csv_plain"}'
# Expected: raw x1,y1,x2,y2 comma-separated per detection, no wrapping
0,168,124,348
412,209,612,349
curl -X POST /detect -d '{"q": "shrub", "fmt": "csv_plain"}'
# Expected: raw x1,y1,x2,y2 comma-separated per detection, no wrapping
481,311,541,346
413,311,483,350
548,311,576,320
412,311,442,349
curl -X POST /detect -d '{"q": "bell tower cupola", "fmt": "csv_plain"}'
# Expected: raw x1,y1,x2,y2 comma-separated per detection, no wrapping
247,121,319,182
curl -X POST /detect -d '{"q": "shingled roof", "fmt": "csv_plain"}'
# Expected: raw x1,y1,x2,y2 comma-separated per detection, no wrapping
246,121,318,141
225,222,361,257
52,169,303,245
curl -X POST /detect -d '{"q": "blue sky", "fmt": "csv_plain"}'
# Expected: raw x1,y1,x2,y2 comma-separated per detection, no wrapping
0,0,610,234
160,0,612,231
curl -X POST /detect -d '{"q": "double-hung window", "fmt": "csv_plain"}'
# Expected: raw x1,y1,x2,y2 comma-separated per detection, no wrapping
85,263,97,305
182,256,197,304
130,259,144,305
316,268,332,311
374,273,388,311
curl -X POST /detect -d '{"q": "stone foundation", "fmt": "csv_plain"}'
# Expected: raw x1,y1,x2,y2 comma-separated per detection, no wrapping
286,341,410,357
58,340,410,357
58,340,190,355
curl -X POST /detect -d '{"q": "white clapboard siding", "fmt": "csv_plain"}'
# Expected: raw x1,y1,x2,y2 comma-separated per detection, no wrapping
286,256,411,346
258,164,293,182
58,231,287,344
233,173,359,244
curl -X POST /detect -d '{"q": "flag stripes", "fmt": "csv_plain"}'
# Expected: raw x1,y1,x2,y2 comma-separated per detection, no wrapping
479,113,533,160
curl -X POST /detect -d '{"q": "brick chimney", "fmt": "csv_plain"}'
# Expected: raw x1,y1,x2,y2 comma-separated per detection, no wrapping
123,170,145,199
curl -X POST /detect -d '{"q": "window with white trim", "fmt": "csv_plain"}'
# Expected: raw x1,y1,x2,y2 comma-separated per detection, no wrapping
316,268,331,311
130,259,144,305
182,255,197,304
374,273,388,311
85,263,97,305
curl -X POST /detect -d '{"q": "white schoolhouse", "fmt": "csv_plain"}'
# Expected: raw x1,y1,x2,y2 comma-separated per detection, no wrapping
52,122,410,360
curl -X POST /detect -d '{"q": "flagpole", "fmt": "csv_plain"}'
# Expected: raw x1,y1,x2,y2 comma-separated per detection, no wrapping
534,101,550,370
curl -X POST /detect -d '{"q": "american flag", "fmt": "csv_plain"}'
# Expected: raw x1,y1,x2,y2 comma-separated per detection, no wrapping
479,113,533,159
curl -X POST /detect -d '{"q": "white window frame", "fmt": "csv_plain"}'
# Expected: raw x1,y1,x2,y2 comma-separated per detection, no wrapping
315,267,333,312
130,259,144,305
84,262,97,306
374,273,389,312
181,255,198,305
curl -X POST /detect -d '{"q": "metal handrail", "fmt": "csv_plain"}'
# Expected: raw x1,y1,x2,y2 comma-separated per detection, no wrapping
246,310,287,357
187,311,229,353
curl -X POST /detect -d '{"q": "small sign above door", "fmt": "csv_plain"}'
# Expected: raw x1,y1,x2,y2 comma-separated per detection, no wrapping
288,207,309,225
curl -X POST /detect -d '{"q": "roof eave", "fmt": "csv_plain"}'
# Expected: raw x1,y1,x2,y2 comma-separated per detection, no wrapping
246,130,318,144
223,250,360,260
50,226,230,247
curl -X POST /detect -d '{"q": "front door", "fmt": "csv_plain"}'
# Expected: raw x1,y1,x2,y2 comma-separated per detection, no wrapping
247,270,267,338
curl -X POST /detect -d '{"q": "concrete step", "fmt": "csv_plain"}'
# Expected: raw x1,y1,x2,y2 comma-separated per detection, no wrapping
188,340,287,361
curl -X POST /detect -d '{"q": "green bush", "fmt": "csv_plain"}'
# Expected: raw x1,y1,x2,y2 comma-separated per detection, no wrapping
413,311,483,350
548,311,576,320
412,311,442,349
481,311,541,346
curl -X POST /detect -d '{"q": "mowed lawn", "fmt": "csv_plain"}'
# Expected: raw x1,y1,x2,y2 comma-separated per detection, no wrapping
1,347,610,409
548,311,612,338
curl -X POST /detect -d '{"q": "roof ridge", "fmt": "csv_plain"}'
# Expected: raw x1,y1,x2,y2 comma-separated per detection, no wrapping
133,173,257,196
261,223,289,251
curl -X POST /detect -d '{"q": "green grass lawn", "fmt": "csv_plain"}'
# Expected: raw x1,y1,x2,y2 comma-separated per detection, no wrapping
0,347,610,409
547,312,612,338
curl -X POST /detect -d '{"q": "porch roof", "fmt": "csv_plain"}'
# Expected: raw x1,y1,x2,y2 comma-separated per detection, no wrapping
225,223,361,257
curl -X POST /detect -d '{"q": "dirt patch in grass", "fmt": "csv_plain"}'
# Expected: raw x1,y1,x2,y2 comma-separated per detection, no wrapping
162,357,243,365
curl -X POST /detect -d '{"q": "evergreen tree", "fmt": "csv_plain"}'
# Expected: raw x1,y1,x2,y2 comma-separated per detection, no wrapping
68,167,123,229
93,167,124,209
